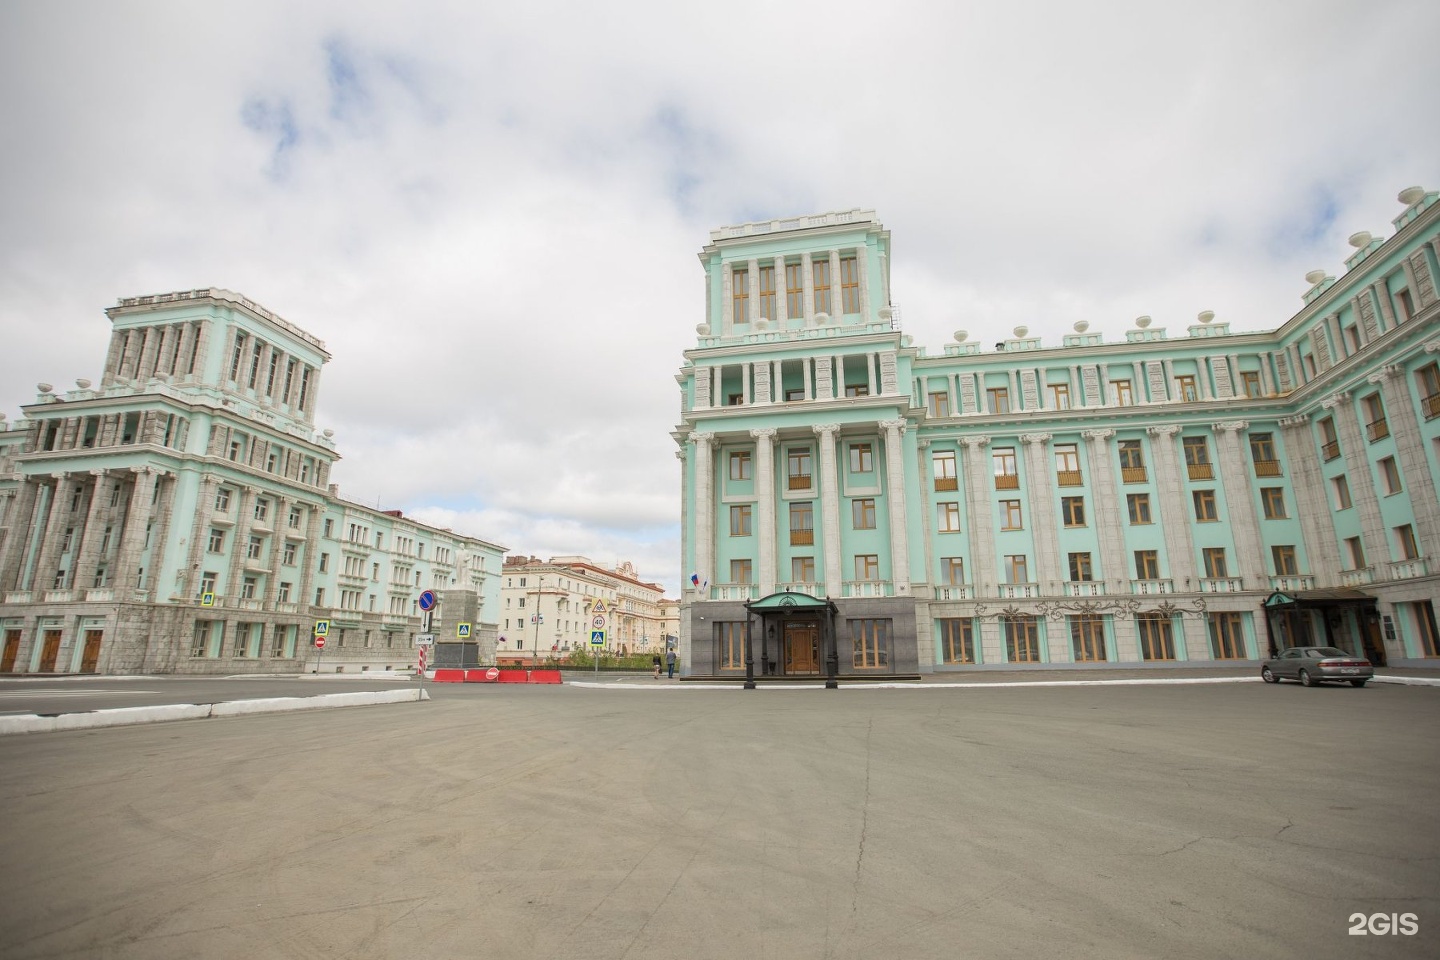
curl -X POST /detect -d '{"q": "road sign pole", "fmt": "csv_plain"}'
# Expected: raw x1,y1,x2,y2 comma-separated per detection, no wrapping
316,638,323,674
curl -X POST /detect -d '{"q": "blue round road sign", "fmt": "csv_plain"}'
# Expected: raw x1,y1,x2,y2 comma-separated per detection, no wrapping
418,590,437,611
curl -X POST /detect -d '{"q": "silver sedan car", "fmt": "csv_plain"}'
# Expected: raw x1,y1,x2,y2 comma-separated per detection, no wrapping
1261,646,1374,687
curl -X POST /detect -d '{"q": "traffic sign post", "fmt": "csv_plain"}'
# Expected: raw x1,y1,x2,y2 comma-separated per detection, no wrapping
313,630,326,674
591,628,605,676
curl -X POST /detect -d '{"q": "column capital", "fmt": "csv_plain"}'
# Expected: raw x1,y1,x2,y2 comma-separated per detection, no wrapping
89,468,108,479
131,465,157,477
1320,392,1351,410
688,432,715,447
201,474,223,487
916,438,931,449
878,418,907,434
748,428,777,441
1425,338,1440,354
1145,425,1181,438
1211,420,1249,433
674,448,688,461
812,423,841,438
1366,364,1401,384
49,471,69,481
1020,433,1052,445
958,435,991,448
1081,429,1114,442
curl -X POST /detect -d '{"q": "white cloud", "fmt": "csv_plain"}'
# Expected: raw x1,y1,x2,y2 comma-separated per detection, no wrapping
3,0,1438,596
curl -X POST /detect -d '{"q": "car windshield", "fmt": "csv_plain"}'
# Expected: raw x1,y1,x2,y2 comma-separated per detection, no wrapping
1308,647,1350,658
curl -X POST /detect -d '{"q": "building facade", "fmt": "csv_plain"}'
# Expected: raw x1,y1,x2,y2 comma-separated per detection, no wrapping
675,194,1440,679
498,555,670,663
0,289,505,675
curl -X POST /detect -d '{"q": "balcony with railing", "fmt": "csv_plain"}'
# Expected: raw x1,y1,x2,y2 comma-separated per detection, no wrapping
84,589,115,602
1064,580,1106,597
1199,577,1245,593
998,582,1039,599
1270,575,1315,591
994,473,1019,490
3,591,33,604
787,474,812,491
776,581,823,597
1056,470,1084,487
1186,463,1214,481
1424,394,1440,420
789,529,814,546
1131,579,1175,595
844,579,895,598
1121,466,1147,483
1321,441,1341,461
934,477,959,492
711,583,759,601
42,590,75,603
933,584,974,600
1385,557,1429,580
1366,418,1390,442
1340,566,1376,587
1252,460,1283,478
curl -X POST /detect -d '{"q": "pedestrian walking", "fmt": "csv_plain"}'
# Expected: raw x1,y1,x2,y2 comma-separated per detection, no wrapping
665,649,677,679
652,654,662,679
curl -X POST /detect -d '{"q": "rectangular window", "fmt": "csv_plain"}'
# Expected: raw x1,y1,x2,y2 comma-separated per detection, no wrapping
208,529,225,553
839,256,860,314
1111,379,1134,405
730,559,753,584
200,571,217,595
1000,500,1023,530
1379,456,1402,495
1068,552,1093,582
1134,550,1160,580
928,391,950,418
1209,612,1247,659
1137,615,1175,660
1395,287,1415,322
757,264,776,321
933,450,958,491
1415,601,1439,658
1250,433,1281,476
1049,383,1071,409
247,536,263,560
215,488,231,511
254,499,269,522
849,443,873,473
941,557,965,585
323,518,334,538
1332,475,1352,509
229,333,247,381
789,501,814,545
241,576,257,600
1203,548,1228,578
1417,362,1440,420
785,261,803,318
844,383,870,398
1182,436,1213,479
318,552,329,573
1071,615,1107,662
937,502,961,533
288,506,302,529
1193,489,1218,521
1061,496,1086,527
812,259,832,315
1260,487,1286,519
731,267,749,325
1118,440,1146,482
729,451,751,481
729,504,753,536
1344,537,1366,570
1127,494,1152,524
992,447,1018,489
940,619,975,664
1004,616,1040,662
851,498,876,530
1175,375,1198,402
1272,545,1298,576
1318,416,1340,460
791,556,815,582
855,554,880,581
1362,393,1389,442
282,542,297,565
1004,554,1029,584
278,581,292,603
1395,524,1420,561
787,448,812,490
851,618,889,668
987,387,1010,414
1054,443,1081,485
717,623,745,670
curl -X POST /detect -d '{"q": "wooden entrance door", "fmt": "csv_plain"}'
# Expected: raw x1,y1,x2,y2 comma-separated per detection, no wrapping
80,630,103,673
783,622,820,674
1,630,19,672
39,630,62,672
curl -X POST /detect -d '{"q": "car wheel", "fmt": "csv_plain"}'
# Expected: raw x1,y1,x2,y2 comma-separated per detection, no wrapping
1350,679,1367,688
1261,666,1279,684
1299,669,1314,687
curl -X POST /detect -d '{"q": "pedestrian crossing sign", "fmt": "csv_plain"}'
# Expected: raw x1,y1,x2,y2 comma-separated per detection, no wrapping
314,620,329,637
201,592,215,607
457,622,471,639
590,630,605,646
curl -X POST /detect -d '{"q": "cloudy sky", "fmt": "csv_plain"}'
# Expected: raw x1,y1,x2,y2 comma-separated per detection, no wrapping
2,0,1437,596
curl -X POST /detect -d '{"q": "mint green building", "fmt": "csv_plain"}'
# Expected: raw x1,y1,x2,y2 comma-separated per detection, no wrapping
0,289,505,675
674,194,1440,679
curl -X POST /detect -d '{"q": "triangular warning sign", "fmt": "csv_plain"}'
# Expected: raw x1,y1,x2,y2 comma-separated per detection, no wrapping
592,599,607,615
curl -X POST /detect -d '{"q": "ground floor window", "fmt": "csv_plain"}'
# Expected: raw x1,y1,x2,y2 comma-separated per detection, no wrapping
1138,614,1175,660
1414,601,1439,658
720,622,745,670
191,619,222,658
939,618,975,664
851,619,890,669
1208,612,1246,659
1070,615,1107,662
272,624,298,658
1004,615,1040,663
233,622,263,658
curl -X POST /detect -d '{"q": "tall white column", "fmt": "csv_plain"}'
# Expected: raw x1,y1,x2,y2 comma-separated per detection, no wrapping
1322,393,1385,573
813,424,843,596
1372,365,1440,553
1021,434,1059,592
113,468,158,594
751,428,777,595
748,258,760,323
1082,430,1123,591
857,245,871,321
880,419,911,594
1147,425,1197,586
1280,414,1340,585
1212,422,1265,587
801,252,814,320
721,264,733,335
828,251,841,315
775,259,788,325
29,474,77,591
690,433,715,598
960,437,994,596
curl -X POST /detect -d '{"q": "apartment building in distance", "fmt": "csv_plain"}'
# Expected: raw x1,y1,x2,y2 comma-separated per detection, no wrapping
0,289,505,675
498,555,671,663
674,190,1440,680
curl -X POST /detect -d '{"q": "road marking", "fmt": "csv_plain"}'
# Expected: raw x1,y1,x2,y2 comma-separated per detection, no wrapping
0,690,160,698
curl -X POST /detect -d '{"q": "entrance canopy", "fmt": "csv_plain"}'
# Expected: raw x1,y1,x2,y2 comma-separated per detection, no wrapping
1262,589,1380,661
744,590,838,615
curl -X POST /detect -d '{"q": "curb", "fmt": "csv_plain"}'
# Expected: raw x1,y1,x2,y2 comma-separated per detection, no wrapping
0,688,430,736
